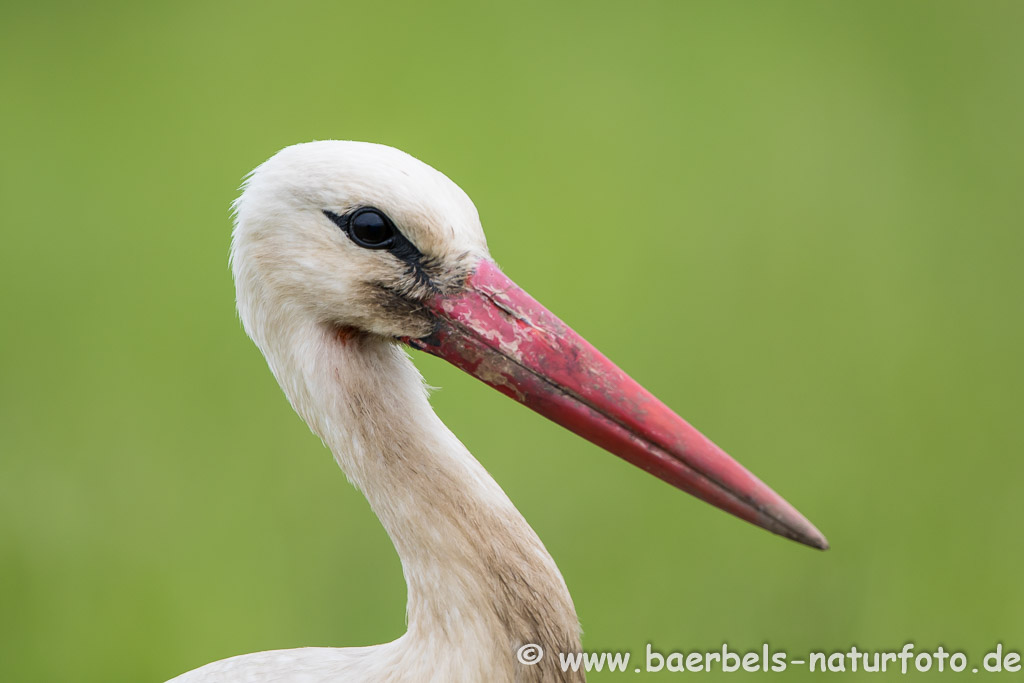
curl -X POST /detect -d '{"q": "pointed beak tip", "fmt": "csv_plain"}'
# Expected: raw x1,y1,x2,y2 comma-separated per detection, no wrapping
756,498,829,551
794,523,830,551
808,535,830,551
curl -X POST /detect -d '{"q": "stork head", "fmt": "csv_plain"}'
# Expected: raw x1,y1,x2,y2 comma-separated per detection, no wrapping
232,140,489,341
232,140,829,551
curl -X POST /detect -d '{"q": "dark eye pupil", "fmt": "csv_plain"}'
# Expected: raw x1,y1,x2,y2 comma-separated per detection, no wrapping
349,209,395,248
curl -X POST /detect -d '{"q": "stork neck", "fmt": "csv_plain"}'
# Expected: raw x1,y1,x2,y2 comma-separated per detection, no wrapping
270,323,581,679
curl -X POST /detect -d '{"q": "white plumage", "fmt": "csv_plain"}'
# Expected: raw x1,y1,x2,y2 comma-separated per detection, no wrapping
170,142,579,683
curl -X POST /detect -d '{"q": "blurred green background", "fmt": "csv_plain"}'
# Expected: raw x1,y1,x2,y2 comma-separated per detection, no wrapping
2,1,1022,681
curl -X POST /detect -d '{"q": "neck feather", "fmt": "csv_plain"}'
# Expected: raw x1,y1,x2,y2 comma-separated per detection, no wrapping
258,319,582,681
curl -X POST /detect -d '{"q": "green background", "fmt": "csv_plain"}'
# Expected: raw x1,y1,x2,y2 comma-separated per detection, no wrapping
2,1,1022,681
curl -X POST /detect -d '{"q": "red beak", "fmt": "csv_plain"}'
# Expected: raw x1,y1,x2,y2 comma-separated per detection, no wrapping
402,259,828,550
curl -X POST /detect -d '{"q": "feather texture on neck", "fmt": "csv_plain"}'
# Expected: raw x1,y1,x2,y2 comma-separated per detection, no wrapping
248,315,583,682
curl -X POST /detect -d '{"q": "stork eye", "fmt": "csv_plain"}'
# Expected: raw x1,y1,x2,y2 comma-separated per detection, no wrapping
326,208,397,249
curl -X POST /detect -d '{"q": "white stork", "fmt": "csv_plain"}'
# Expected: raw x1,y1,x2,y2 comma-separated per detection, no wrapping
167,141,827,683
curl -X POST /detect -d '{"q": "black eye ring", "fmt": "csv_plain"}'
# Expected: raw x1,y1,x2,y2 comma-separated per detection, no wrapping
324,208,397,250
